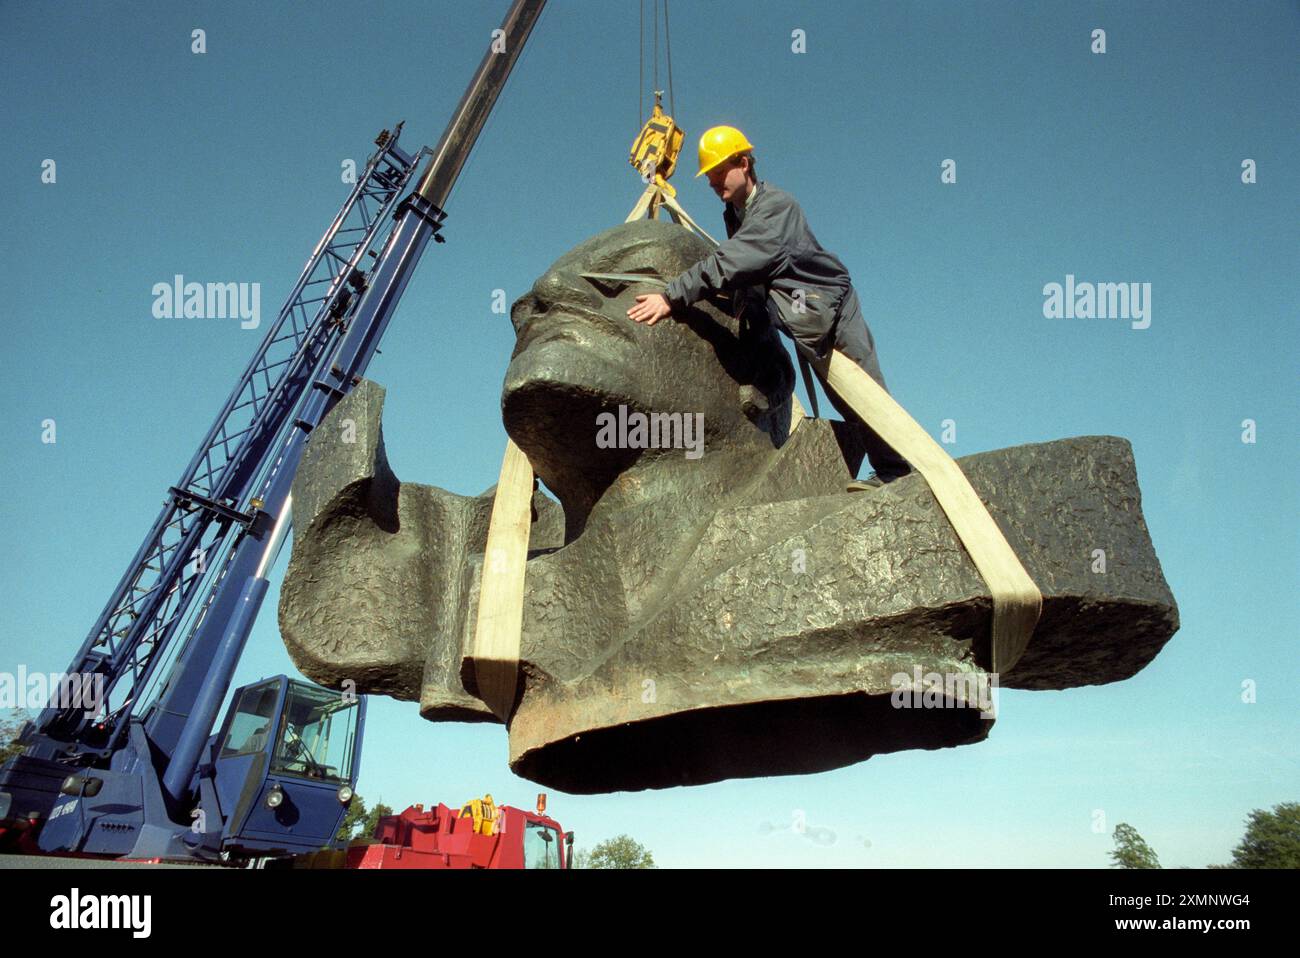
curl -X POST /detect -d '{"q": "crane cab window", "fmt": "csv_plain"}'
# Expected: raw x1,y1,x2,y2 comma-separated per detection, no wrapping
219,682,279,757
270,683,360,784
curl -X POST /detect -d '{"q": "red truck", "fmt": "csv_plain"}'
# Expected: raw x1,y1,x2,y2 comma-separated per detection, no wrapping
339,794,572,869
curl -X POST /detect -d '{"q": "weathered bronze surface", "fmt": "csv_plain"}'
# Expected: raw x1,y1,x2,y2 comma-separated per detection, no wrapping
279,220,1179,793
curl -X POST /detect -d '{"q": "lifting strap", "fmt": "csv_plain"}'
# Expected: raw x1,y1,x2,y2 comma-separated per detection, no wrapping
626,179,718,245
822,350,1042,673
473,229,1039,723
788,393,808,435
471,353,1040,724
471,438,535,721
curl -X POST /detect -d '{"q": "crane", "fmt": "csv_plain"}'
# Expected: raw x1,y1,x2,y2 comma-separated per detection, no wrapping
0,0,549,863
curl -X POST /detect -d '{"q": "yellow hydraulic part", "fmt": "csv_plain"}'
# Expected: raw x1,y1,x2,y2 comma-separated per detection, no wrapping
625,92,717,244
629,91,684,194
459,794,499,836
695,124,755,177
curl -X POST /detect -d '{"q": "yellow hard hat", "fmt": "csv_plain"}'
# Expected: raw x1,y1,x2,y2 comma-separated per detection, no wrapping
695,125,755,177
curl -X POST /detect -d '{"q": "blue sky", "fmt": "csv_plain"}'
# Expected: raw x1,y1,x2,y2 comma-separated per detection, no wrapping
1,0,1295,867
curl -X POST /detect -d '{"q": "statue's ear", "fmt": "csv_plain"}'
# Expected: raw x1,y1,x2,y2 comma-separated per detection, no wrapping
294,378,399,536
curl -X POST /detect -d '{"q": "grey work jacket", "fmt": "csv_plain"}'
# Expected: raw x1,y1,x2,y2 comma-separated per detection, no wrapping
664,180,853,361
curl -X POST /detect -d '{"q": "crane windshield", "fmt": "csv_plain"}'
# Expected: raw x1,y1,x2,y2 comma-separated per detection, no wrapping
270,682,360,784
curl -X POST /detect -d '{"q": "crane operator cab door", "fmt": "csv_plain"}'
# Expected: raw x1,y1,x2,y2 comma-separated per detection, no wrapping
209,676,364,857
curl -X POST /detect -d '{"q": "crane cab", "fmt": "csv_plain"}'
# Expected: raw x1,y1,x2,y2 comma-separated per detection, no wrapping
207,676,364,857
22,676,363,861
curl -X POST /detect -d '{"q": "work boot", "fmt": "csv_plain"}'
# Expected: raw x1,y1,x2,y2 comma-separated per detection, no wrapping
847,467,915,492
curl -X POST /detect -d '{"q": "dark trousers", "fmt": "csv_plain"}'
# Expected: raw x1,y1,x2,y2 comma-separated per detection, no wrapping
800,286,913,481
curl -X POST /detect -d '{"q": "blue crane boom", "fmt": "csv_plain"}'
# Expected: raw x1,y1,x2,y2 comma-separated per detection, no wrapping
0,0,548,862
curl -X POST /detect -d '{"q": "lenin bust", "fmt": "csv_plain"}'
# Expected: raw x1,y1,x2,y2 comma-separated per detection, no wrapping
278,220,1180,793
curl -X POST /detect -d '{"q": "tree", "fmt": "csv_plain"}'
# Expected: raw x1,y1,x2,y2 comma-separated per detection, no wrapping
0,712,34,764
335,795,368,843
363,801,394,839
1227,802,1300,869
1110,823,1160,869
584,834,656,869
334,796,392,844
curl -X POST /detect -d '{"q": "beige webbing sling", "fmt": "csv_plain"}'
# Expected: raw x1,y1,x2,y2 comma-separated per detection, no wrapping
822,350,1042,673
625,177,719,244
471,438,535,721
469,201,715,722
472,356,1041,725
473,223,1040,721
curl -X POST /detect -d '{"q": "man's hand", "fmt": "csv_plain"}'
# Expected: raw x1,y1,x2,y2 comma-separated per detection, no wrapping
627,293,673,326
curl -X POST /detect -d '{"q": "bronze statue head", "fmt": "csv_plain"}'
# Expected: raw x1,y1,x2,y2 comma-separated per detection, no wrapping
502,220,795,538
279,219,1178,795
